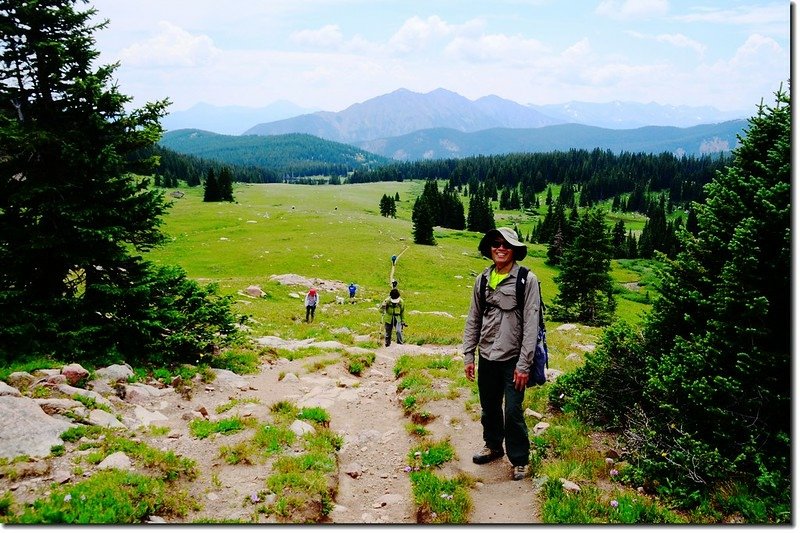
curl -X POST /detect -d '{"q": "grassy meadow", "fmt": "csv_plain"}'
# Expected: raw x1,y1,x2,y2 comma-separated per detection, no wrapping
146,181,653,360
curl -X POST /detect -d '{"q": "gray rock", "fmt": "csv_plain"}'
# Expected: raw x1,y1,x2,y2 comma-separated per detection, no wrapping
95,364,134,382
560,478,581,493
0,396,74,459
56,384,113,408
290,419,315,436
533,422,550,436
88,409,126,429
97,451,132,470
133,405,168,427
0,382,21,397
33,398,86,416
6,372,35,390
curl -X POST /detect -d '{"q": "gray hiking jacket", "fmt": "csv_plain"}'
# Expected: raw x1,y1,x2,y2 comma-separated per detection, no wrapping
462,263,540,374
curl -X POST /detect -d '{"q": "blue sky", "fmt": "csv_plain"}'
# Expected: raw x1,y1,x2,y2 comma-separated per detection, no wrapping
89,0,791,114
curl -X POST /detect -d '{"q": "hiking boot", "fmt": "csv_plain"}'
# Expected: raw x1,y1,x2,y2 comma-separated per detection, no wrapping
512,465,528,481
472,446,503,464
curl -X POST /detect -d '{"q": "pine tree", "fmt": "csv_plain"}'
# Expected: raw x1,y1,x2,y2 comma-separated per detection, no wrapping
551,208,616,325
638,88,791,500
411,196,435,245
217,167,234,202
203,168,219,202
0,1,241,364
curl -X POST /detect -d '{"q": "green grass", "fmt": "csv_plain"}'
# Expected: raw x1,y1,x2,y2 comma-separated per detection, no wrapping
143,183,654,349
9,470,192,524
188,417,247,439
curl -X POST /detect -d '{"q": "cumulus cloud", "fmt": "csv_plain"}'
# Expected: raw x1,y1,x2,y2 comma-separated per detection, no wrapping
119,21,220,68
386,15,484,55
444,33,549,65
595,0,669,20
627,31,706,55
290,24,344,48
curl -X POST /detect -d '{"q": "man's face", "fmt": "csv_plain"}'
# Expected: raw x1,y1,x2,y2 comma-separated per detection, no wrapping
490,238,514,269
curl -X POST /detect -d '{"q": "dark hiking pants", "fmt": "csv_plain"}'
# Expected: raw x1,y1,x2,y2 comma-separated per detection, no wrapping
306,305,316,322
477,355,530,467
384,318,403,346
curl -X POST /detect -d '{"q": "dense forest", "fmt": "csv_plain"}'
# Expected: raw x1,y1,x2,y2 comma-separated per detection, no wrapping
158,129,389,180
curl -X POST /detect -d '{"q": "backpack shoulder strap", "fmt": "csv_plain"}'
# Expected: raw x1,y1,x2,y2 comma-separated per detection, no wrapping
478,266,491,316
515,266,529,312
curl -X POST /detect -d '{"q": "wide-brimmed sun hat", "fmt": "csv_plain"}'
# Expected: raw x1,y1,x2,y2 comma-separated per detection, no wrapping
478,227,527,261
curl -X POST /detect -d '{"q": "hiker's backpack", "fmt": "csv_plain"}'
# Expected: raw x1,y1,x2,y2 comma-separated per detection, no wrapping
478,266,549,387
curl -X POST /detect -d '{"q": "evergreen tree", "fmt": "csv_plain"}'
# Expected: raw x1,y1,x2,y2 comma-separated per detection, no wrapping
551,88,790,515
379,194,393,217
466,186,495,233
551,208,616,325
217,167,234,202
203,168,219,202
411,196,435,245
0,1,241,364
611,220,626,257
637,88,791,503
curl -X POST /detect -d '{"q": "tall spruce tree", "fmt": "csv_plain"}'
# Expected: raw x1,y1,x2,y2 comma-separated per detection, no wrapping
411,196,435,245
551,88,790,516
638,87,791,505
0,1,241,364
551,208,616,325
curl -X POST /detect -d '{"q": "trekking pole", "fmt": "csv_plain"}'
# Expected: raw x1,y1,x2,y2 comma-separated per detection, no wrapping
389,246,409,287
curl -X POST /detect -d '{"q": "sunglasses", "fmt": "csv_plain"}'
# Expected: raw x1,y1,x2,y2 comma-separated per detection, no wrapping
491,241,513,249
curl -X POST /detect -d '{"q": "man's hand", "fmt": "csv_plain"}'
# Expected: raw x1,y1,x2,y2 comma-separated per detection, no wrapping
513,369,528,391
465,363,475,381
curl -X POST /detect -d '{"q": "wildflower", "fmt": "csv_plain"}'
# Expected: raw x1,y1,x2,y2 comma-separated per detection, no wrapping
440,493,453,500
250,492,260,504
414,451,421,457
609,469,619,477
64,494,72,503
610,500,619,508
404,466,412,472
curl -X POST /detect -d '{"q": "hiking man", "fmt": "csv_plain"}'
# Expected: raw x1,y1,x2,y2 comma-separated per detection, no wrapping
305,288,319,323
462,227,540,481
381,288,405,346
348,282,357,303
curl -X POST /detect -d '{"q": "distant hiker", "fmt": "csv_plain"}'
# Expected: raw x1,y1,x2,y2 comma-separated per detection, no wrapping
348,282,357,303
305,288,318,323
391,279,398,289
381,288,405,347
391,255,397,265
462,227,540,482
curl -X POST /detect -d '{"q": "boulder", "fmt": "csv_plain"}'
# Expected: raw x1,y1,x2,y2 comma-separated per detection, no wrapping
95,364,134,382
0,396,74,459
0,382,21,397
6,371,35,390
61,363,89,386
88,409,126,429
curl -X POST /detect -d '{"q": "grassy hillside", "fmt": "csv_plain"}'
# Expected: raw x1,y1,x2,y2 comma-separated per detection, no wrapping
145,182,651,348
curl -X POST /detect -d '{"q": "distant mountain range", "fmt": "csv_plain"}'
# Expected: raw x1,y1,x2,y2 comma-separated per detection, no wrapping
358,121,747,160
160,88,750,162
162,100,319,135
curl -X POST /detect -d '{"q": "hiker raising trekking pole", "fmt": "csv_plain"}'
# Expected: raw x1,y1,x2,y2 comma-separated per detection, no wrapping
462,227,541,482
381,288,405,346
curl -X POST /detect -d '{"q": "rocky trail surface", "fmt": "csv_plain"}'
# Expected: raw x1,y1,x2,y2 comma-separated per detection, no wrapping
0,337,542,524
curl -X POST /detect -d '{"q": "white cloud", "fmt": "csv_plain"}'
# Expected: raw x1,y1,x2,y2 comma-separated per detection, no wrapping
595,0,669,20
627,31,706,56
119,21,220,68
444,33,549,65
290,24,344,48
386,15,484,55
676,4,785,25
